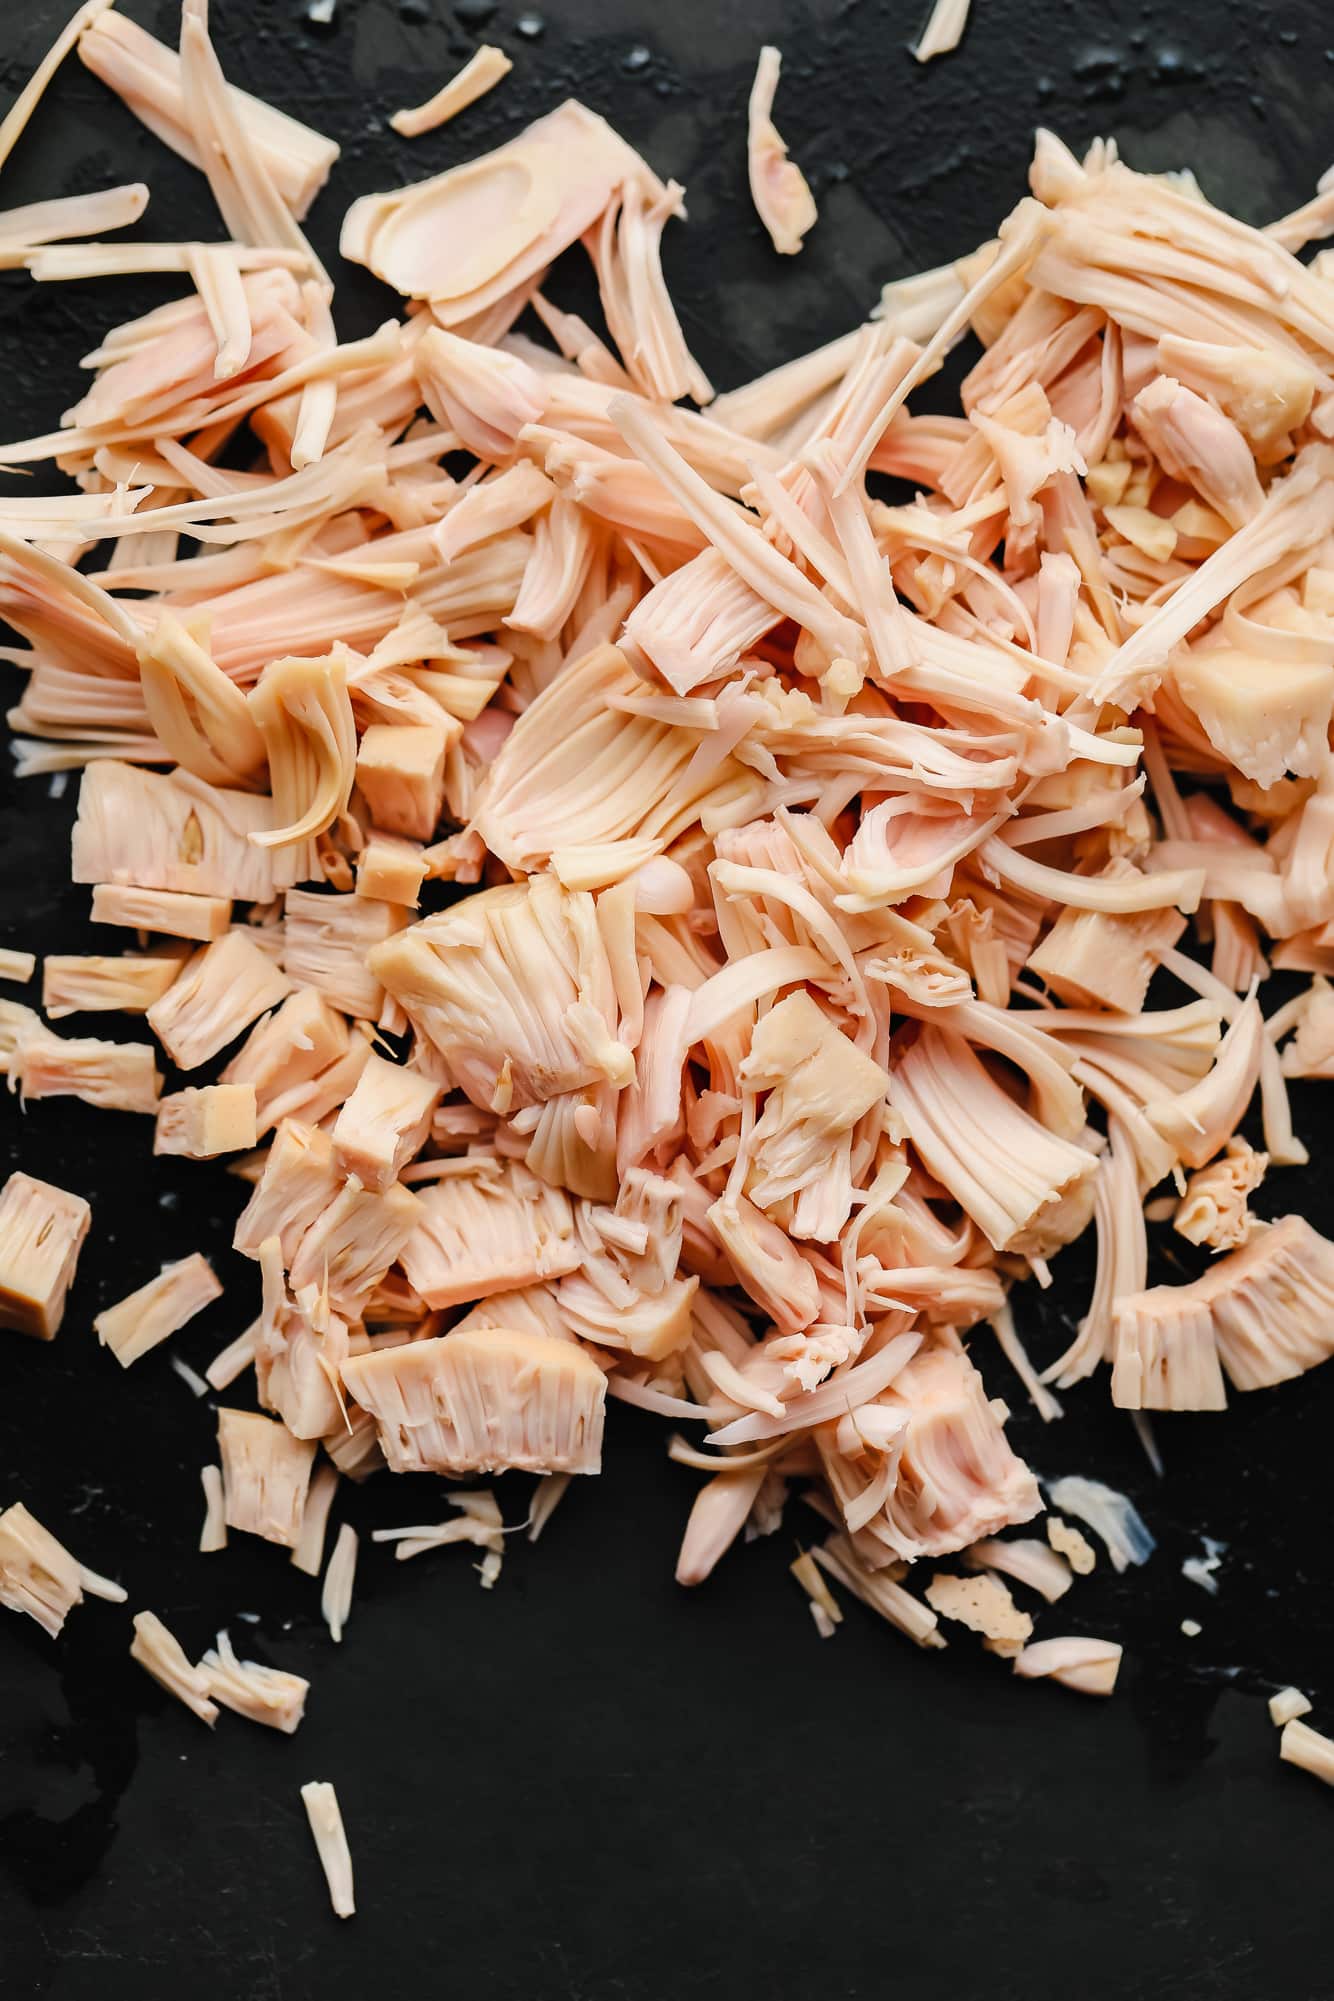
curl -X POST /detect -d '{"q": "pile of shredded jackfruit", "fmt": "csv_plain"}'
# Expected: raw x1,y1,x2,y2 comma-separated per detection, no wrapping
7,0,1334,1909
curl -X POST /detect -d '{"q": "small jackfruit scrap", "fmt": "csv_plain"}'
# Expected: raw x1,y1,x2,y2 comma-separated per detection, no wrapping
1280,1718,1334,1789
11,1023,161,1114
0,950,35,984
291,1462,339,1577
398,1157,579,1307
94,1252,222,1369
527,1471,572,1544
964,1536,1073,1603
925,1572,1034,1656
1046,1516,1096,1575
91,884,233,942
746,47,816,257
200,1628,308,1733
129,1609,219,1724
43,953,181,1019
353,723,453,845
675,1464,770,1585
217,1407,317,1547
1012,1636,1122,1697
1270,1687,1313,1727
321,1522,358,1643
146,930,294,1071
155,1082,259,1158
1046,1478,1154,1574
558,1169,698,1360
1173,1137,1267,1251
341,1326,606,1475
205,1325,257,1392
199,1465,227,1553
356,833,426,908
811,1533,945,1651
331,1050,439,1192
0,1171,90,1339
284,888,407,1021
790,1548,844,1638
0,1503,98,1636
300,1780,355,1919
389,43,512,137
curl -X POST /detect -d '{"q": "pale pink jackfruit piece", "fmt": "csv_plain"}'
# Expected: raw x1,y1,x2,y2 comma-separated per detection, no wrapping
200,1627,308,1732
0,1502,93,1636
283,888,407,1022
370,872,633,1118
155,1082,258,1158
1173,1137,1267,1250
811,1532,945,1650
964,1536,1073,1602
146,929,293,1071
1185,1214,1334,1392
1280,1718,1334,1789
0,950,35,985
252,1239,351,1440
557,1167,698,1360
331,1051,439,1192
321,1522,358,1643
233,1119,342,1262
42,953,180,1019
1110,1289,1228,1411
1047,1515,1096,1573
247,652,358,853
892,1026,1097,1258
1131,375,1265,528
399,1159,580,1308
389,44,511,138
844,1346,1041,1562
341,100,660,319
1144,996,1262,1171
136,613,266,789
287,1176,424,1319
221,989,356,1135
217,1406,316,1546
675,1464,769,1585
588,178,713,404
357,832,426,908
707,1193,822,1334
130,1609,218,1724
738,991,888,1241
1026,883,1186,1014
300,1780,355,1919
95,1252,222,1369
10,1022,161,1114
90,885,233,942
0,1171,91,1339
354,722,451,843
341,1326,606,1475
924,1572,1033,1655
1012,1635,1121,1697
78,9,338,219
746,47,816,257
1279,974,1334,1078
72,760,288,903
1154,336,1314,460
414,324,546,460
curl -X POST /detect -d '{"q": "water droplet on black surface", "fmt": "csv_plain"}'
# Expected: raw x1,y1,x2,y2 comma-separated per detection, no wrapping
514,11,545,38
301,0,337,28
621,44,651,73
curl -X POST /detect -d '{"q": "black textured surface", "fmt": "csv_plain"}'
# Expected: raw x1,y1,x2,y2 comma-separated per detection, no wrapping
2,3,1334,1997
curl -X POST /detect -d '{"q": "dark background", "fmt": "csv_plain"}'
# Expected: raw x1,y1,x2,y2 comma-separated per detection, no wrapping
1,1,1333,1995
